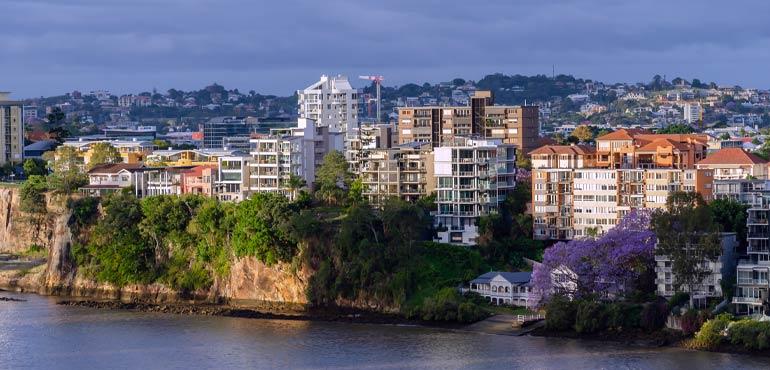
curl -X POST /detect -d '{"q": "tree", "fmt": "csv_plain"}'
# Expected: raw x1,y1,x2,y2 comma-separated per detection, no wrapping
658,123,694,134
87,142,122,170
49,145,87,194
232,193,298,264
152,139,171,150
709,198,748,248
23,158,47,177
571,125,594,143
651,192,722,307
532,209,655,303
287,174,306,201
315,151,352,205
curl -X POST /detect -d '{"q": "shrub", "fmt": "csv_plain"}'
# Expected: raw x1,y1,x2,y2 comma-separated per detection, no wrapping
574,300,607,334
545,295,576,331
728,320,770,350
605,302,642,330
681,309,707,336
416,288,488,323
692,314,732,349
640,301,668,331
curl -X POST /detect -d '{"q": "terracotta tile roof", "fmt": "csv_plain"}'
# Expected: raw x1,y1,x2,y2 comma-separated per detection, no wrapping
529,145,596,156
636,133,709,144
696,148,767,165
87,163,144,174
636,138,692,152
596,128,648,141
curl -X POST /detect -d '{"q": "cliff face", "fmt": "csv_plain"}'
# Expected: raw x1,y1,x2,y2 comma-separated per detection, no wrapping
0,187,309,307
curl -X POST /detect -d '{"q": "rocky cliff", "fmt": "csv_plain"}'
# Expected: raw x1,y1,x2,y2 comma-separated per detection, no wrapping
0,187,310,308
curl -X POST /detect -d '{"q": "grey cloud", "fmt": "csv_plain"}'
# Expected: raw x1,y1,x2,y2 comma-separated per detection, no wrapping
2,0,770,97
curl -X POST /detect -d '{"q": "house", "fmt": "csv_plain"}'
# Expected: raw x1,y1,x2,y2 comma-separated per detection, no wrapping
695,148,768,180
80,163,144,197
467,271,534,308
181,165,217,197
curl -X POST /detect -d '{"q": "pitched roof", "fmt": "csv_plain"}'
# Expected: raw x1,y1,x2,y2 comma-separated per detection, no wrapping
635,138,692,152
529,145,596,156
697,148,767,165
636,133,709,145
596,128,648,141
470,271,532,285
87,163,144,174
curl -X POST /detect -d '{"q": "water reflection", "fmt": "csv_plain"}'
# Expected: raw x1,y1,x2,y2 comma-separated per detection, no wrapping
1,292,769,369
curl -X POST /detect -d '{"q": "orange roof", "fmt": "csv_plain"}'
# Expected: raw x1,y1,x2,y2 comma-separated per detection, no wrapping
529,145,596,156
636,133,709,145
636,138,693,152
596,129,648,141
696,148,767,165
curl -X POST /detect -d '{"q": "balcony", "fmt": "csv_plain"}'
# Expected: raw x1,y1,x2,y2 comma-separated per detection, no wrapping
732,296,764,305
737,278,770,286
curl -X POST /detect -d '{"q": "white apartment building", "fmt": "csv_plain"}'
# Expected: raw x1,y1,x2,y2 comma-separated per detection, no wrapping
434,138,516,245
216,155,252,202
297,75,359,135
655,233,737,306
683,103,703,124
734,195,770,316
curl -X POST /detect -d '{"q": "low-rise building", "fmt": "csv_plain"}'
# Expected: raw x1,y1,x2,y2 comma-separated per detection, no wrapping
181,165,217,197
466,271,534,308
695,148,768,180
80,163,144,197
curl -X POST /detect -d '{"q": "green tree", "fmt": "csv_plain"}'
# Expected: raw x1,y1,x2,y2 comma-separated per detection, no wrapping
232,193,298,264
709,198,748,248
48,145,87,194
651,192,722,307
658,124,694,134
287,174,306,201
23,158,47,177
152,139,171,150
571,125,594,143
87,142,122,170
315,151,352,205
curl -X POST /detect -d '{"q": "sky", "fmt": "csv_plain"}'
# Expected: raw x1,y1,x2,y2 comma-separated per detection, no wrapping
4,0,770,98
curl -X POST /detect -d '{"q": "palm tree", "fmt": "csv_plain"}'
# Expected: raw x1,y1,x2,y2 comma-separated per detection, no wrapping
287,174,306,201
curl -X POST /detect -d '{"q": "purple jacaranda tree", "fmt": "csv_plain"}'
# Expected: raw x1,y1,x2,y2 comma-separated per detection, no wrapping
532,209,655,304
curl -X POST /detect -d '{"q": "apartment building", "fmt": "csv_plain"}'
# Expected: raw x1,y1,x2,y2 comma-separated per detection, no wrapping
683,103,703,124
434,138,517,245
0,92,25,165
145,149,241,167
181,165,217,197
297,75,358,135
397,91,539,156
594,129,708,169
655,233,737,305
202,116,258,149
531,141,714,239
346,123,395,174
216,155,252,202
695,148,768,180
358,142,435,207
734,193,770,316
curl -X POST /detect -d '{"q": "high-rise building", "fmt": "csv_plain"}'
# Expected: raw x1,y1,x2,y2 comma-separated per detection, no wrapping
297,75,358,135
433,137,517,245
683,103,703,124
0,92,24,165
397,91,539,156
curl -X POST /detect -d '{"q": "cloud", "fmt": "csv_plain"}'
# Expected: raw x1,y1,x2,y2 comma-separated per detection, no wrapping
2,0,770,97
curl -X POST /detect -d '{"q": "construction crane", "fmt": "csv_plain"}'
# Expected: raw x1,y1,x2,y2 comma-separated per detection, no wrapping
358,75,384,122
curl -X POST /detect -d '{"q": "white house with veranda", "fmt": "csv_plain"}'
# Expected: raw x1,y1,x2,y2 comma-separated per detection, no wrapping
466,271,534,308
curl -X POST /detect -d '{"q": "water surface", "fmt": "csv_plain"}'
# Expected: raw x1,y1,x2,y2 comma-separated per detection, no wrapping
1,292,768,369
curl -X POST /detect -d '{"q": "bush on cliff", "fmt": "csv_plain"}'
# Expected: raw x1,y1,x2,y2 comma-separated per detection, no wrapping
690,313,732,349
574,300,607,334
640,301,668,331
728,320,770,350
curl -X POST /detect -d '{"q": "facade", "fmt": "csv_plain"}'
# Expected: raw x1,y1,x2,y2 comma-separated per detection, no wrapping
0,92,25,165
202,117,258,149
467,271,534,308
734,193,770,316
145,149,240,167
358,142,435,207
346,123,395,174
80,163,144,197
397,91,539,156
695,148,768,180
297,75,358,135
216,155,252,202
683,103,703,124
433,138,517,245
181,165,217,197
532,167,713,239
655,233,737,305
138,166,196,197
594,129,708,169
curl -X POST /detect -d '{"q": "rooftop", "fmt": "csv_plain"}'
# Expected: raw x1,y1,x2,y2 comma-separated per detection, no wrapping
697,148,767,165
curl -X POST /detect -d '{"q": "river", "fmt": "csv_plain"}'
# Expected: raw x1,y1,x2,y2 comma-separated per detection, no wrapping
2,292,769,369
